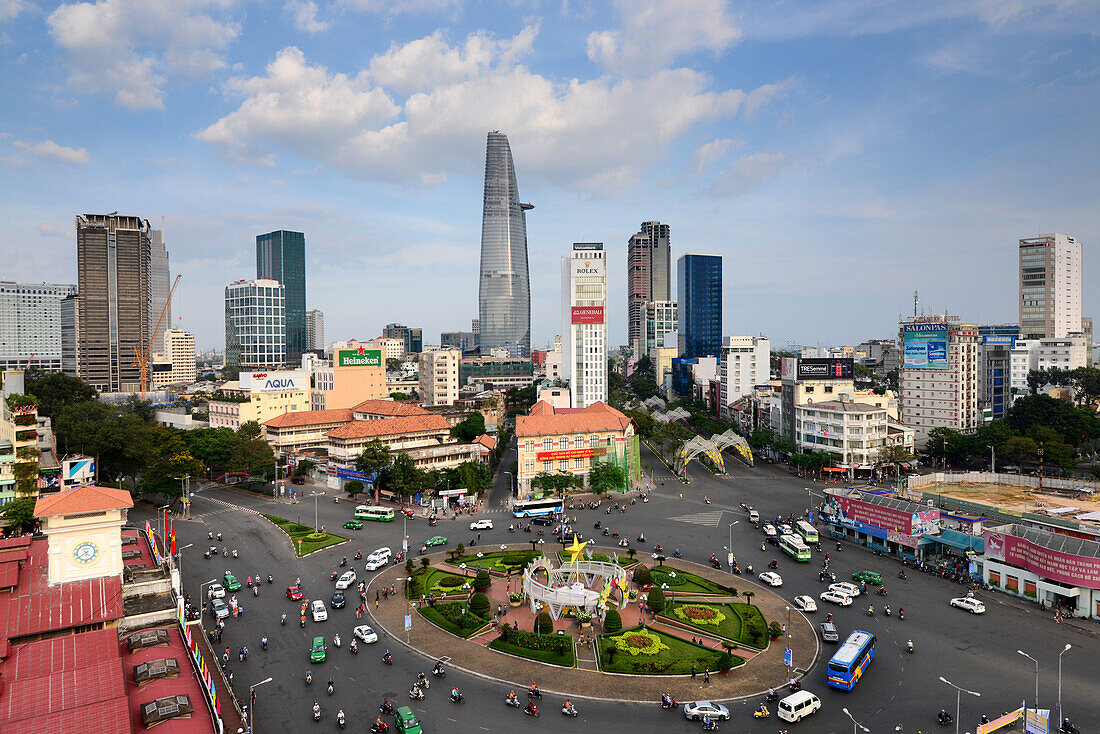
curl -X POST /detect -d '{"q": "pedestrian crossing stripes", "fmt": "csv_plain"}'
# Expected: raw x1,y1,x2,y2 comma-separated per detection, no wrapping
202,496,264,516
668,511,725,527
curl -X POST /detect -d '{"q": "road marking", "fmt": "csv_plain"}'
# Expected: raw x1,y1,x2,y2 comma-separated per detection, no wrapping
668,511,725,527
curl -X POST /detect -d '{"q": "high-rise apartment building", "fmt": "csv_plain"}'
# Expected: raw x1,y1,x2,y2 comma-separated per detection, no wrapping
419,348,461,406
383,323,423,356
1019,234,1082,340
643,301,678,358
898,317,980,448
0,281,78,372
677,254,722,359
561,243,607,409
149,228,171,348
256,230,306,361
719,336,770,418
478,131,532,358
75,214,152,392
627,221,671,356
225,279,285,368
151,329,197,387
61,295,78,377
306,309,324,351
441,331,477,352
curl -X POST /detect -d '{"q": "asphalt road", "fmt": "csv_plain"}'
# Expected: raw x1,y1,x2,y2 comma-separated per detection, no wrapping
156,450,1100,734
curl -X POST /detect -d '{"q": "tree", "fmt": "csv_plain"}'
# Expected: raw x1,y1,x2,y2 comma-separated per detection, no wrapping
632,564,651,586
355,439,392,477
603,608,622,634
741,590,754,606
0,496,38,533
472,569,491,592
23,369,97,421
879,445,914,476
450,411,486,442
531,471,581,495
589,461,626,494
535,610,553,635
749,428,776,450
646,586,666,613
1008,394,1100,446
182,428,240,472
1001,436,1038,463
138,427,204,497
344,480,364,498
229,421,274,477
469,591,490,618
294,458,316,477
377,452,427,497
386,358,402,372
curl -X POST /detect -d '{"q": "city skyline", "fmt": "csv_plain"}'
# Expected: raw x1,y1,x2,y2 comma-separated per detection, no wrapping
1,2,1097,351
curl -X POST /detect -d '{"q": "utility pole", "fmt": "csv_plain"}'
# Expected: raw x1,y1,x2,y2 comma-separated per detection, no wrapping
1038,443,1044,490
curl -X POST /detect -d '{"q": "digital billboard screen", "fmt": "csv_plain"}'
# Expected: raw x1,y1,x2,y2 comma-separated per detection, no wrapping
903,323,949,369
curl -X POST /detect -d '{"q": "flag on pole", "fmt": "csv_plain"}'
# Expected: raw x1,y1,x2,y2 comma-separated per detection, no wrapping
170,520,176,555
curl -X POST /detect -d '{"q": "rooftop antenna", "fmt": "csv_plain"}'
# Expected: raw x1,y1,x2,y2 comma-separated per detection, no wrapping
913,290,919,318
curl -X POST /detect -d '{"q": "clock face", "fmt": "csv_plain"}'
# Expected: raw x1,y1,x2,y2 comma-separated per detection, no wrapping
73,541,99,564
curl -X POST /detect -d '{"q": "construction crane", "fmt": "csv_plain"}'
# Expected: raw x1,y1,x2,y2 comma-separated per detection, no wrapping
24,353,34,371
133,274,181,400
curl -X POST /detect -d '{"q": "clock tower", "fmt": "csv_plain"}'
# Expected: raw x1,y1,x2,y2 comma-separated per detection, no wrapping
34,484,134,585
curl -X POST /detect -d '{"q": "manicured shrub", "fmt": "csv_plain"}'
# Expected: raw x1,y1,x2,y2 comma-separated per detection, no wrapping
438,576,466,588
768,620,783,639
603,609,622,634
646,587,665,613
717,652,734,673
472,569,492,592
633,564,651,586
469,592,490,618
535,611,553,635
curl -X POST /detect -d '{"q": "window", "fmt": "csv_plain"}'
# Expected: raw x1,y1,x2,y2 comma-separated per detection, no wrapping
542,461,551,471
542,438,551,451
574,457,584,469
559,459,568,471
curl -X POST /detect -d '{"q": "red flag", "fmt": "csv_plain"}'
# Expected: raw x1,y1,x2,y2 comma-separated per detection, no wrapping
170,520,176,555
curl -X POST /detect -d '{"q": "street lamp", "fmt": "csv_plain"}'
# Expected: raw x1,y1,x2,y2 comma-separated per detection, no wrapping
247,676,273,734
175,543,193,593
157,504,170,555
1017,649,1039,716
841,707,869,734
1058,643,1071,726
939,676,980,734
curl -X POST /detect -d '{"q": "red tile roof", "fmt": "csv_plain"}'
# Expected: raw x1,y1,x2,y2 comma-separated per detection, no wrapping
516,401,634,438
34,485,134,518
352,399,429,416
263,408,355,428
325,414,452,440
473,434,497,451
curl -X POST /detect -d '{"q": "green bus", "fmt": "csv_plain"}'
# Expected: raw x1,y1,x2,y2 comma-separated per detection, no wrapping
779,534,811,562
796,520,819,544
354,505,395,522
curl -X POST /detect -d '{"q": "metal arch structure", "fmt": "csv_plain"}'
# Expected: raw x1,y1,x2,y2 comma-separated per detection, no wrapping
713,429,754,467
654,407,691,424
674,436,725,475
521,555,629,621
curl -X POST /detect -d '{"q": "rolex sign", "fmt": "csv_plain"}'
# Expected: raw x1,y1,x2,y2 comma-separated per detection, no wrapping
337,348,382,368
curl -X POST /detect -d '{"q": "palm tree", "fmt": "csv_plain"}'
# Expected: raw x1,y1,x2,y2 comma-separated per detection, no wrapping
741,590,754,606
627,548,637,561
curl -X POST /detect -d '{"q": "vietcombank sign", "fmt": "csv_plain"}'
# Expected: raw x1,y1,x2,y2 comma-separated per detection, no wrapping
337,348,382,368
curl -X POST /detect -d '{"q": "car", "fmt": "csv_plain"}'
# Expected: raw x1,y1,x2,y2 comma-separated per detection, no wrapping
820,590,854,607
425,536,448,547
829,582,861,598
310,635,326,663
758,571,783,587
291,476,305,484
792,595,818,612
222,573,241,592
209,598,229,619
353,625,379,644
343,520,363,530
394,706,422,734
683,701,730,721
311,599,328,622
779,524,794,536
852,570,883,585
335,570,356,590
531,515,555,526
950,597,986,614
209,583,225,599
778,691,822,723
470,519,494,530
365,548,391,571
763,524,778,542
330,591,346,609
286,585,304,601
748,509,760,523
819,621,839,642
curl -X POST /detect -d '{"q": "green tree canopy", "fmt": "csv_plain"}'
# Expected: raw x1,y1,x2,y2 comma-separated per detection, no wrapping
344,480,364,497
377,451,427,497
0,496,39,533
138,427,204,497
1007,394,1099,446
182,428,240,471
450,411,486,442
355,439,392,477
589,461,626,494
23,369,98,421
531,471,582,495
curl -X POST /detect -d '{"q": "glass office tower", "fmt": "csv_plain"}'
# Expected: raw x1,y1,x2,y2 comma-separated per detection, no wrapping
677,253,722,359
256,230,306,362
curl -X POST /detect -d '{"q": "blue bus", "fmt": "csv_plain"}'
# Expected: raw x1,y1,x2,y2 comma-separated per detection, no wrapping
512,498,564,518
827,631,875,690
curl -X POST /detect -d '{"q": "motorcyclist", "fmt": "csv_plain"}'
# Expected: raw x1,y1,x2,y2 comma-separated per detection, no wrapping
907,639,914,652
383,650,392,664
350,639,358,653
261,635,268,650
507,690,518,705
418,672,429,687
703,714,713,730
313,702,321,719
565,699,574,713
884,604,891,615
867,605,874,615
281,612,287,625
433,661,445,675
327,679,335,695
767,687,776,699
450,686,461,700
376,714,385,731
525,700,538,714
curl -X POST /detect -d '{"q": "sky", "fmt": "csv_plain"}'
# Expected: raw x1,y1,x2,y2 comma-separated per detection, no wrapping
1,0,1098,353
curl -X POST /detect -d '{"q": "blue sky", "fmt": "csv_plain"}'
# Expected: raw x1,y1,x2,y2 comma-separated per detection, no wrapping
1,0,1098,352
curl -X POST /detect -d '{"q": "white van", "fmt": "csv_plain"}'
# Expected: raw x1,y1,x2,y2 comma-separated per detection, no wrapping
777,691,821,722
364,547,391,571
748,509,760,523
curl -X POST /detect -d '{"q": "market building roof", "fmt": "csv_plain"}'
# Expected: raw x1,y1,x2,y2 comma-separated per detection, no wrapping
325,414,451,440
516,401,634,438
263,408,355,428
351,399,430,417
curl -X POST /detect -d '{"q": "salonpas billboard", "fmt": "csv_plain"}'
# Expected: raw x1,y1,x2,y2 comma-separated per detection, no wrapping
337,348,382,368
903,323,949,369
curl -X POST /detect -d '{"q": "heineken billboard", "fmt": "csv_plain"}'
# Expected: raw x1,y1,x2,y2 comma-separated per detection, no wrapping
337,348,382,368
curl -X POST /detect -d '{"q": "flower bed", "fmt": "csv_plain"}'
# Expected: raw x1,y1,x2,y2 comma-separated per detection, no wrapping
673,604,725,626
649,566,732,595
596,626,729,675
609,629,669,656
407,567,470,599
488,626,576,666
663,602,747,643
418,601,489,639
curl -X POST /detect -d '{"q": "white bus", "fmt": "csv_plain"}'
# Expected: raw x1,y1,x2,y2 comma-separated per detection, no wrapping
796,520,819,544
778,534,811,562
354,505,395,522
512,498,565,518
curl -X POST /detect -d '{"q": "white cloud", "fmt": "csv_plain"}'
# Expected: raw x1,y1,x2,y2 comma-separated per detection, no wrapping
0,155,27,168
338,0,460,14
198,30,774,191
285,0,330,33
709,152,789,195
742,76,799,118
48,0,239,110
587,0,741,74
37,222,68,237
0,0,28,22
693,138,735,175
31,140,90,163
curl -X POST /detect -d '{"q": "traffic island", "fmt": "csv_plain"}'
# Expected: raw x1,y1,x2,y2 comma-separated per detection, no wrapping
260,514,347,556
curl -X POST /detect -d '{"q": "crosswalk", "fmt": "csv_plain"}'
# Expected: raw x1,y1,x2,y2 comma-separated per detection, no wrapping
668,510,726,527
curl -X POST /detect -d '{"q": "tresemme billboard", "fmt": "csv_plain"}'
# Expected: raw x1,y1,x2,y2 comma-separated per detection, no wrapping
337,348,382,368
796,358,853,380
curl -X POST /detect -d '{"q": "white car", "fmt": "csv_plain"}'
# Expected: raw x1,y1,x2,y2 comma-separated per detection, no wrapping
364,547,391,571
820,590,854,607
792,595,818,612
311,599,328,622
950,597,986,614
829,582,861,598
335,570,357,590
353,625,379,643
683,701,730,721
470,519,494,531
758,571,783,587
209,583,226,599
779,524,794,536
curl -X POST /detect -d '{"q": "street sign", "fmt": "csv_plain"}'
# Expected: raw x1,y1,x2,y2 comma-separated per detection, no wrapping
404,614,412,632
784,648,792,667
727,552,734,567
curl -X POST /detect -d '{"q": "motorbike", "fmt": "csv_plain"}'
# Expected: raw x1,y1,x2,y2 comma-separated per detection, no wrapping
898,571,907,579
232,549,238,558
216,533,222,542
562,704,578,717
653,544,663,554
884,606,891,616
306,671,312,686
267,574,273,584
761,542,767,551
382,652,393,665
899,609,905,620
252,585,258,597
505,696,522,708
702,720,719,732
312,704,321,721
907,640,914,654
508,526,516,533
765,690,779,702
528,687,542,699
877,587,888,596
333,634,341,648
753,706,770,719
673,549,682,558
432,665,446,678
337,710,346,730
416,675,429,689
340,558,347,567
603,528,610,536
732,565,742,575
327,681,335,696
866,607,875,617
370,723,388,734
350,641,359,654
660,699,679,710
619,539,629,547
638,534,646,543
594,522,602,529
938,711,953,727
450,690,464,703
768,560,778,570
710,557,721,569
1061,718,1080,734
331,571,339,581
409,686,424,701
222,548,228,557
524,704,540,718
380,700,395,715
354,550,363,560
746,565,754,575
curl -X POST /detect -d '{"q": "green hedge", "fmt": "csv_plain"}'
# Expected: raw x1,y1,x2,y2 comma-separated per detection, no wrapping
732,603,769,648
491,625,575,666
418,602,489,638
488,639,575,667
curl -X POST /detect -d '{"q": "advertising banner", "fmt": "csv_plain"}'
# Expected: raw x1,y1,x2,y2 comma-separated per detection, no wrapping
337,347,382,368
335,467,369,481
536,448,596,462
241,369,308,393
781,357,797,380
796,358,853,380
63,457,95,482
832,495,939,536
571,306,605,324
984,530,1100,589
982,335,1016,346
903,323,949,369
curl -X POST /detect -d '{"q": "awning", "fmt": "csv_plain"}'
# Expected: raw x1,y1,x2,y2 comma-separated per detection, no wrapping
1044,506,1079,515
925,529,984,554
1075,511,1100,522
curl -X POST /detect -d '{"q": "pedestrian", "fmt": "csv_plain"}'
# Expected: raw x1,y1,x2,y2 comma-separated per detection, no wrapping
243,646,248,661
376,598,379,609
691,664,697,680
222,652,229,667
703,667,710,684
227,670,234,686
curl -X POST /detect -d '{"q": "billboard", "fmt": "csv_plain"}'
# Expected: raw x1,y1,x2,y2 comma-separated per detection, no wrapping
903,323,949,369
828,494,940,536
240,370,308,394
781,357,798,380
335,467,370,481
982,335,1016,346
337,348,382,368
571,306,604,324
796,358,853,380
984,529,1100,589
63,457,95,482
536,448,595,462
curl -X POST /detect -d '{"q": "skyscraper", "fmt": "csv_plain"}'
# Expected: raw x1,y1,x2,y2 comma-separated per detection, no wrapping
627,221,670,356
677,254,722,359
0,281,78,372
478,131,532,358
1018,233,1082,340
306,309,325,351
225,278,285,368
561,243,607,409
256,230,306,362
149,227,171,349
75,214,152,392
